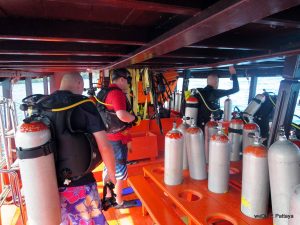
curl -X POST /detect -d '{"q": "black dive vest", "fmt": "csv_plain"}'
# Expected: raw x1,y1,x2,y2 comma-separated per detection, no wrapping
96,86,132,134
196,87,222,128
39,91,102,185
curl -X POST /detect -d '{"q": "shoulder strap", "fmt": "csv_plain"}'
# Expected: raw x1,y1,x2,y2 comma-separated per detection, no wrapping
95,87,121,107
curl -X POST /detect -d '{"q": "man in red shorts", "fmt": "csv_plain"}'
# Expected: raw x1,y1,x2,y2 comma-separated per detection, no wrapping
100,68,138,208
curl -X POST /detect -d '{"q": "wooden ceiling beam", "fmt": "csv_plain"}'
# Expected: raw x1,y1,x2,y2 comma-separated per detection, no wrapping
0,70,52,77
0,50,128,57
0,65,105,67
187,44,268,51
107,0,300,69
0,60,112,64
186,67,284,78
161,54,226,60
0,18,148,45
0,35,146,46
0,67,92,73
48,0,200,15
254,18,300,29
0,41,136,54
172,48,300,70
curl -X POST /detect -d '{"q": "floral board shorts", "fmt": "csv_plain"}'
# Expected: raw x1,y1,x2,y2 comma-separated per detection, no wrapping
59,182,107,225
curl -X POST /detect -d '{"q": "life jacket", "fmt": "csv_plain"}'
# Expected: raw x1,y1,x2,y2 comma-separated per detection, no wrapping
36,91,102,185
96,86,132,134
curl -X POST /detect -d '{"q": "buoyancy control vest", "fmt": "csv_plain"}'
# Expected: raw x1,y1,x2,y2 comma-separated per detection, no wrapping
37,91,102,185
196,87,223,128
96,86,132,134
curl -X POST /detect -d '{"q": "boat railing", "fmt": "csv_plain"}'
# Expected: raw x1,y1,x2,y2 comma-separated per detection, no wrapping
0,164,25,224
0,97,25,224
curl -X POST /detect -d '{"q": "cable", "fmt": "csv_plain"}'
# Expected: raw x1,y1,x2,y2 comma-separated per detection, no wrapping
94,96,113,107
292,123,300,130
51,99,95,112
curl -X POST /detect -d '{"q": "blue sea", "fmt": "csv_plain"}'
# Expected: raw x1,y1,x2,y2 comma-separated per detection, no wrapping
1,76,300,124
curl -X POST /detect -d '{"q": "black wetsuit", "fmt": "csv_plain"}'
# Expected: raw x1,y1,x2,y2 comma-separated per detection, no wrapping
196,75,239,131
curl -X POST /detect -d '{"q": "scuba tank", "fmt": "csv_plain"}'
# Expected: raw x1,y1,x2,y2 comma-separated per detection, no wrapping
164,122,183,185
16,119,61,225
185,92,199,126
243,93,266,117
241,134,269,218
204,115,218,163
18,93,102,185
223,96,232,121
177,116,190,170
289,184,300,225
208,124,231,193
185,119,207,180
228,119,244,161
242,116,260,152
268,127,300,225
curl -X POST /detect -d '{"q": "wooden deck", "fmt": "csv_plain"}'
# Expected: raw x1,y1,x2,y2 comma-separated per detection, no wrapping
0,154,165,225
96,157,167,225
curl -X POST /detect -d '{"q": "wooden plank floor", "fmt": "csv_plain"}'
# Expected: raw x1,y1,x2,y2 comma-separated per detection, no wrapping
95,156,166,225
2,153,169,225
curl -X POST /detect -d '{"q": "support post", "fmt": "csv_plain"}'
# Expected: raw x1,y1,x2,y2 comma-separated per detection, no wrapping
180,70,190,116
268,55,300,147
2,78,12,99
89,72,93,88
25,78,32,96
248,76,257,103
43,77,49,95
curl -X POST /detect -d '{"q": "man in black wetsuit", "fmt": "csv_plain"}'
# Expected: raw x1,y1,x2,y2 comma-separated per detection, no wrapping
196,66,239,131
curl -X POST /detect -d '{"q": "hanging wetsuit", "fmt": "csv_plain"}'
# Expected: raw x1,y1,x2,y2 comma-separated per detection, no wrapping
196,74,239,131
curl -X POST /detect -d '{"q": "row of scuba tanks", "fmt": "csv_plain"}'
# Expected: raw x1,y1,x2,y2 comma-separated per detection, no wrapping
184,92,268,123
164,117,300,225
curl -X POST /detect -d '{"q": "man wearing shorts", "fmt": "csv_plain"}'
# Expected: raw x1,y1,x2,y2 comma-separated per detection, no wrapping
102,68,137,208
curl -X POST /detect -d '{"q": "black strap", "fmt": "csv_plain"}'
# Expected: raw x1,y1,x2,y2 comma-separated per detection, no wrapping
16,140,55,159
228,127,243,135
253,98,262,104
185,103,198,108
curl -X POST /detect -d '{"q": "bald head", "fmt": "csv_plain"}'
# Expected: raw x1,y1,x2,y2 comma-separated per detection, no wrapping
207,74,219,89
60,72,84,94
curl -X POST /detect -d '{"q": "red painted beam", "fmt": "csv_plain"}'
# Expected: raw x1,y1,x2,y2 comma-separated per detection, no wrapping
0,60,113,64
0,35,146,46
106,0,300,69
0,50,129,57
49,0,200,15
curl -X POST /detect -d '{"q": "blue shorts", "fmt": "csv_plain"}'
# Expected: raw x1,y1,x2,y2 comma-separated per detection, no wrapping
103,141,128,181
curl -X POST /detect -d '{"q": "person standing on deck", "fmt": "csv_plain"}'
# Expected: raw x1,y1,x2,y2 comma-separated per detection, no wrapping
196,66,239,131
42,72,116,225
100,68,138,209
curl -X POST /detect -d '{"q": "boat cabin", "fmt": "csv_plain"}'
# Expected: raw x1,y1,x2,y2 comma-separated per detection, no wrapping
0,1,300,224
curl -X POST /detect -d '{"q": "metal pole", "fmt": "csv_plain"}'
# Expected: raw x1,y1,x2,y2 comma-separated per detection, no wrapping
268,55,300,147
